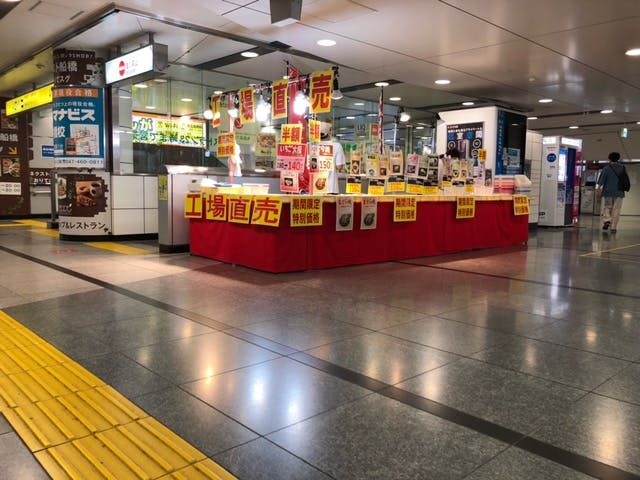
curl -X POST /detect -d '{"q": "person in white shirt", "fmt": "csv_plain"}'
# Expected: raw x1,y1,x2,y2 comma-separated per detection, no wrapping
320,120,346,193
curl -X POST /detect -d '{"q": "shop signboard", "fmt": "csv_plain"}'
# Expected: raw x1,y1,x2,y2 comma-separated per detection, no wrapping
53,49,102,87
361,197,377,230
309,70,333,114
6,84,53,116
336,196,354,231
57,172,112,234
228,195,252,224
393,196,417,222
41,145,55,157
52,87,105,169
456,196,475,219
290,196,322,227
105,44,168,85
251,196,283,227
132,113,206,148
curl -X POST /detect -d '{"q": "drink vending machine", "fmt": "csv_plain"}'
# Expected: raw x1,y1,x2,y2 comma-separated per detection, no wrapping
538,136,583,226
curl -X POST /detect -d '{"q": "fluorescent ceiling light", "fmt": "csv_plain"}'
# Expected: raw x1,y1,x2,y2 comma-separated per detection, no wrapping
346,116,355,119
213,90,223,95
368,113,377,116
600,109,613,114
625,48,640,56
462,101,474,106
134,83,148,89
374,82,389,87
569,125,579,129
145,105,156,109
389,96,401,101
538,98,553,103
317,39,336,47
527,116,538,120
416,126,424,130
180,98,192,102
241,51,259,58
434,79,451,85
354,102,364,106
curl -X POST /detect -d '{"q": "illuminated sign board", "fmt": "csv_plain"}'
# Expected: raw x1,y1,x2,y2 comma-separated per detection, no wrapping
6,84,54,116
132,113,206,148
105,44,168,85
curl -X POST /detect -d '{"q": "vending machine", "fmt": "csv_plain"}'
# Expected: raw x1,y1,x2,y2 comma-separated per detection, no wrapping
538,136,583,226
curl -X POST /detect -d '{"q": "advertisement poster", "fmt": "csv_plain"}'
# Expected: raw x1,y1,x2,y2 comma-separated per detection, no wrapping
291,196,322,227
360,196,377,230
393,197,417,222
346,176,362,194
57,172,111,234
336,196,354,231
280,170,300,193
406,153,419,177
390,151,404,175
368,178,385,196
446,122,483,162
256,134,277,157
350,151,362,175
0,106,29,215
53,87,105,169
378,155,389,177
276,143,307,172
310,171,329,195
132,113,206,148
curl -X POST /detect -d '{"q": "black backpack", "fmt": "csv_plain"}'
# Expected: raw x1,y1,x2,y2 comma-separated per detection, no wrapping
611,165,631,192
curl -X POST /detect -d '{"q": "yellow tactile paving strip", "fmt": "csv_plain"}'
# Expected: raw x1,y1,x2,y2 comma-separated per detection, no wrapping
84,241,154,255
0,311,236,480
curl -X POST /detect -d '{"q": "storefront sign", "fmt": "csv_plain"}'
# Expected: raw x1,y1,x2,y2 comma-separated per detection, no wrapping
350,151,362,175
29,168,52,186
276,143,307,171
456,196,476,219
309,120,321,143
387,175,405,193
239,87,255,124
184,193,203,218
280,170,299,193
271,79,288,119
390,151,403,175
310,143,334,172
58,172,111,234
361,196,377,230
228,195,252,224
251,196,283,227
105,44,168,85
132,113,206,148
217,132,236,158
368,178,385,196
393,196,417,222
291,196,322,227
6,84,54,116
513,195,530,216
281,124,304,144
53,49,101,87
204,193,227,221
336,196,354,231
52,87,105,169
309,70,333,114
346,176,362,194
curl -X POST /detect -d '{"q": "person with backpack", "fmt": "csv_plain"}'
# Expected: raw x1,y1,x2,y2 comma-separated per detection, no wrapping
596,151,630,233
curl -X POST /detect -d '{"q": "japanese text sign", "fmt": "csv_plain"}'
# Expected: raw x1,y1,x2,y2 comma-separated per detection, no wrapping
211,95,221,128
276,143,307,171
336,196,354,231
281,124,304,144
309,119,321,143
272,79,288,119
393,196,417,222
513,195,530,216
239,87,255,124
204,194,227,221
368,178,385,196
456,196,476,219
217,132,236,158
310,143,334,172
251,196,283,227
291,196,323,227
227,195,253,224
309,70,333,114
184,193,203,218
361,196,378,230
346,176,362,194
132,113,206,148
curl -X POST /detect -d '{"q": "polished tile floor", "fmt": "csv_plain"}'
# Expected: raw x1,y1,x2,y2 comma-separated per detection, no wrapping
1,215,639,479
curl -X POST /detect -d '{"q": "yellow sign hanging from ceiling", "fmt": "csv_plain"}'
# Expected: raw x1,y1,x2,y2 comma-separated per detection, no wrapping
6,83,54,116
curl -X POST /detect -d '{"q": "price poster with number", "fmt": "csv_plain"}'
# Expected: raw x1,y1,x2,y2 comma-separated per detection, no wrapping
368,178,385,196
336,196,354,231
346,176,362,194
406,178,424,195
276,143,307,171
387,175,405,193
361,196,378,230
513,195,530,216
456,196,476,219
309,143,334,172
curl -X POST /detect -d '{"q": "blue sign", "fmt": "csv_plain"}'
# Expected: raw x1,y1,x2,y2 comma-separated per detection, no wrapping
52,87,105,169
547,153,557,163
41,145,54,157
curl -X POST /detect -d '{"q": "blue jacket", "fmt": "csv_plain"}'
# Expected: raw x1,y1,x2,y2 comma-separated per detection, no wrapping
597,163,625,198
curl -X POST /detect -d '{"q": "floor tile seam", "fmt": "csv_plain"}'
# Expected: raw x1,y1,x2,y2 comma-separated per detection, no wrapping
395,260,640,300
429,311,554,338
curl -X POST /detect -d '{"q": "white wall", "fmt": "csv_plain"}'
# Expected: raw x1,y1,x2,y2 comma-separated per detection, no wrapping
577,131,640,162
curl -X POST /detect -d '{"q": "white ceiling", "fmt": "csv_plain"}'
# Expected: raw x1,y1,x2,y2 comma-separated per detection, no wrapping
0,0,638,137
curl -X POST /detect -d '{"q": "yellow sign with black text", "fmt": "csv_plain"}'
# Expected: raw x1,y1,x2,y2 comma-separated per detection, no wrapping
456,196,476,219
393,196,417,222
251,196,283,227
513,195,530,216
6,83,54,116
291,196,323,227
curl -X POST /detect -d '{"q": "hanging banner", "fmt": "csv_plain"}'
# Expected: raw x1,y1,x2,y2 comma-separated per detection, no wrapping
227,195,252,224
272,79,288,119
456,196,476,219
239,87,255,124
390,151,404,175
368,178,385,196
350,151,362,175
217,132,236,158
251,196,283,227
204,193,227,221
57,172,112,234
336,196,354,231
291,196,322,227
387,175,405,193
211,95,221,128
276,144,307,171
309,119,321,143
513,195,530,216
280,170,300,193
346,176,362,194
310,171,329,195
393,196,417,222
184,193,203,218
281,124,304,144
361,196,378,230
309,70,333,114
52,87,105,168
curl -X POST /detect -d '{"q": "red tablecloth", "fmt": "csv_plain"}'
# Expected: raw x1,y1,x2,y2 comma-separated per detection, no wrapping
190,200,528,273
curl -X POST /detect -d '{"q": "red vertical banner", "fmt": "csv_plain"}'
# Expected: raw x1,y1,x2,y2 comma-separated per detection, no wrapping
309,70,333,114
239,87,255,124
378,87,384,154
211,95,221,128
287,65,309,192
272,79,288,119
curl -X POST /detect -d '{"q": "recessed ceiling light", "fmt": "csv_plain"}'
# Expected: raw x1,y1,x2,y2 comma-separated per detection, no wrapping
353,102,365,106
180,98,192,102
416,126,425,130
600,109,613,114
375,82,389,87
435,79,451,85
317,39,336,47
145,105,156,109
213,90,223,95
389,96,401,101
241,51,259,58
368,113,377,116
569,125,579,129
637,121,640,124
153,78,168,83
462,101,474,106
346,116,356,119
134,83,148,89
538,98,553,103
625,47,640,56
527,116,538,120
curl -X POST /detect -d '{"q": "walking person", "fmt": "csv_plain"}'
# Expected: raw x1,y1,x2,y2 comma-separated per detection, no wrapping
596,152,626,233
